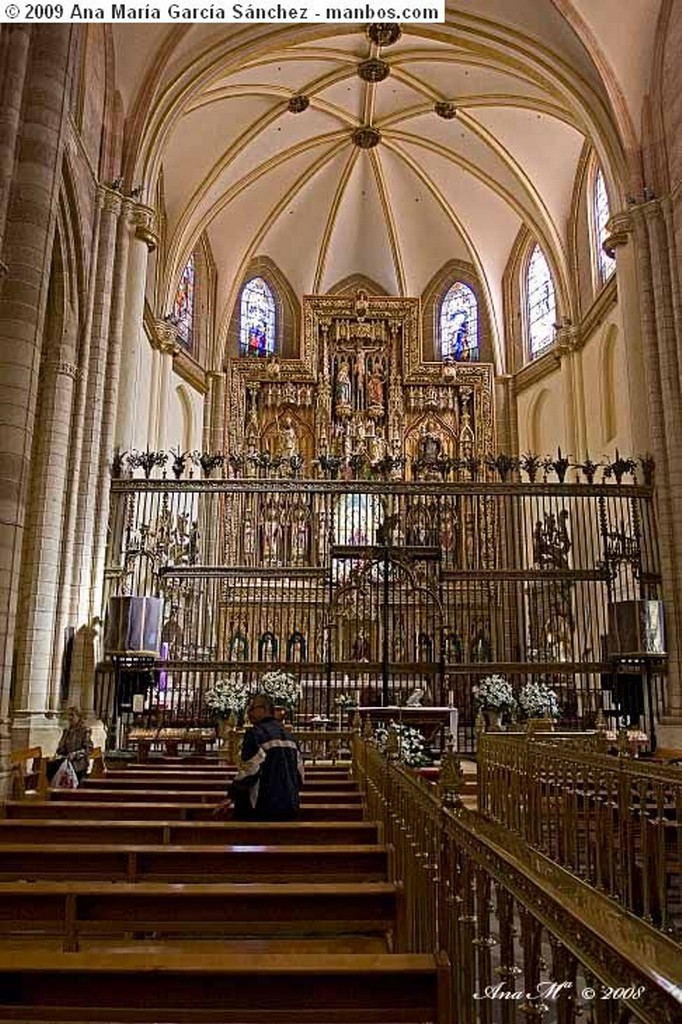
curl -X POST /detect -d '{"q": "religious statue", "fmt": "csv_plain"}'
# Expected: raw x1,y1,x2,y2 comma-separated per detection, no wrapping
290,499,309,565
367,367,385,419
242,507,256,564
368,426,386,464
351,628,370,661
279,415,299,459
335,358,352,419
419,418,443,465
262,496,283,566
533,510,571,569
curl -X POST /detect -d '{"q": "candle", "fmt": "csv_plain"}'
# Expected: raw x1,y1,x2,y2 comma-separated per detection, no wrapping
448,689,454,707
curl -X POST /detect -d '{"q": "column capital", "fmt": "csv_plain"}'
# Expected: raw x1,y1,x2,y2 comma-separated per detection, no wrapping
603,210,634,257
154,318,181,356
97,185,124,216
554,319,581,357
130,203,158,251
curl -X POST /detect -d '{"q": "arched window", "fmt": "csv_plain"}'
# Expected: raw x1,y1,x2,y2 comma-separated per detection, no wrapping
439,281,479,361
594,167,616,284
526,244,556,357
239,277,276,357
173,254,195,350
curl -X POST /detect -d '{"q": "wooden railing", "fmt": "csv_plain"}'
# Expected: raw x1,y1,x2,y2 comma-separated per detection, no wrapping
351,732,682,1024
477,731,682,933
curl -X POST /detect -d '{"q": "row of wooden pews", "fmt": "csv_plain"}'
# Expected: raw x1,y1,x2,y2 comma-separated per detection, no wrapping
0,753,451,1023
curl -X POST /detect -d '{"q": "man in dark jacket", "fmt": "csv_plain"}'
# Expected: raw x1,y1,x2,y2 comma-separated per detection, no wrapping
228,694,303,821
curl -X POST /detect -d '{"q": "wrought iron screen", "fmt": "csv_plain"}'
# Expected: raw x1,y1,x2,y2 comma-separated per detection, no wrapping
98,467,663,751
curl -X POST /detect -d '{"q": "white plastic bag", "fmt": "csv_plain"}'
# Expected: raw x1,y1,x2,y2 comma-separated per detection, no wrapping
51,759,79,789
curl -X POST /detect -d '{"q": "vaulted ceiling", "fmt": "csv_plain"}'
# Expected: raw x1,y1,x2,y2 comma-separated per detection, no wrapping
113,1,662,368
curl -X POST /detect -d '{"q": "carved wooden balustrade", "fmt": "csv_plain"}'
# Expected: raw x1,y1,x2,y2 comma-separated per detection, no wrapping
351,731,682,1024
477,732,682,935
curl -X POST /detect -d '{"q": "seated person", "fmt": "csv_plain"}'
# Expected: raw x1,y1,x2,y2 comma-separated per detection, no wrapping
49,706,93,783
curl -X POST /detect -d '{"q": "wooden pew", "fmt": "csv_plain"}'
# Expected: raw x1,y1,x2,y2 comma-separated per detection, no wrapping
57,787,363,804
2,801,365,821
82,775,359,792
0,880,400,952
0,819,381,846
0,842,389,883
0,950,452,1023
9,748,47,800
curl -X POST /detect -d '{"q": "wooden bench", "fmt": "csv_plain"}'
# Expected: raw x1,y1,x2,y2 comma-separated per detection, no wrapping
0,843,388,883
0,950,451,1023
0,880,401,951
9,748,47,800
0,819,381,846
3,801,365,821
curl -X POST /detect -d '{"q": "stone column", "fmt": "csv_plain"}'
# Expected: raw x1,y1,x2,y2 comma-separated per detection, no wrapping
11,333,80,752
0,26,73,794
605,211,652,452
115,203,157,451
205,370,226,453
0,25,31,283
66,187,123,718
49,196,102,709
626,200,682,741
88,199,134,634
154,320,180,449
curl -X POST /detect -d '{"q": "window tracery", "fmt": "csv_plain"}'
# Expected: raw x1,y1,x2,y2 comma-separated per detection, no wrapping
594,167,616,284
439,281,479,361
173,253,195,350
240,277,276,357
526,244,556,357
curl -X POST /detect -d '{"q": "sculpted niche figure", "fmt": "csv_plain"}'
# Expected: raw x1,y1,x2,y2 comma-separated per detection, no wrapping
367,367,385,418
335,358,352,418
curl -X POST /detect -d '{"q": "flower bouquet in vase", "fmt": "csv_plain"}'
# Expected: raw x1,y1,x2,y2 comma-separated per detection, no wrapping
204,674,250,745
472,674,517,730
260,669,302,724
374,721,433,768
518,679,561,732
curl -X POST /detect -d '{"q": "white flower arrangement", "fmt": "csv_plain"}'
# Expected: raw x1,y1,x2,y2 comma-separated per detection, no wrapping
518,680,561,720
374,721,432,768
204,674,250,718
260,669,302,710
334,693,358,710
472,674,517,714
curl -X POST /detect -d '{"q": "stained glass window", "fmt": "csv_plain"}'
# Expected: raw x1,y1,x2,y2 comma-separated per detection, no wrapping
239,277,276,357
440,281,479,361
173,254,195,350
526,244,556,357
594,167,616,284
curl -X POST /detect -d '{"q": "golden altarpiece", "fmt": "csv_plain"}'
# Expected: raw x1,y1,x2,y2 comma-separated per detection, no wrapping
102,291,662,744
219,291,495,701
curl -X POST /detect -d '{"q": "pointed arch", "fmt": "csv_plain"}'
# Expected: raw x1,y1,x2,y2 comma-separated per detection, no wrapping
175,384,194,451
600,325,618,444
226,255,300,362
528,388,550,452
421,260,493,364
